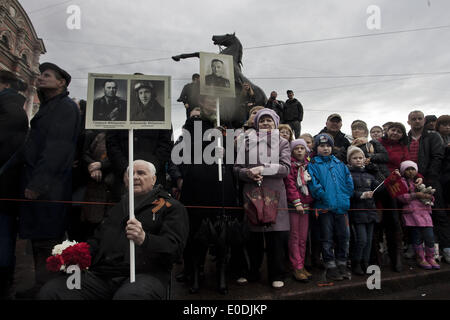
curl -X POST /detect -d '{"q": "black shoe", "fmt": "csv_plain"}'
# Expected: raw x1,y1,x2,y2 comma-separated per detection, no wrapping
338,265,352,279
326,267,344,281
352,262,364,276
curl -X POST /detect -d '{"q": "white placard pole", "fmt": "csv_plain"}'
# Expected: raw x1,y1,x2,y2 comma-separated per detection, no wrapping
216,97,222,182
128,128,136,283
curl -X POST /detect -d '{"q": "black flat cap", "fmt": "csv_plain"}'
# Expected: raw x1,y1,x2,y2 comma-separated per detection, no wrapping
39,62,71,86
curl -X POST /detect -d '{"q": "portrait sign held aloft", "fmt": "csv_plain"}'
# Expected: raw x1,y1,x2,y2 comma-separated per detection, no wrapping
85,73,171,130
199,52,235,98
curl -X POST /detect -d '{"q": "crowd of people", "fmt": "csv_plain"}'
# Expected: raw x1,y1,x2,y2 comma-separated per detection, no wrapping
0,65,449,300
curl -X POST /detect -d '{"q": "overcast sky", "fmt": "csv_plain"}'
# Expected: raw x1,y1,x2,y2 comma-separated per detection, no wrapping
20,0,450,138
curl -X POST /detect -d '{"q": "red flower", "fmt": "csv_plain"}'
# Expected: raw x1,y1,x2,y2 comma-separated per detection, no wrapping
61,242,91,270
46,255,64,272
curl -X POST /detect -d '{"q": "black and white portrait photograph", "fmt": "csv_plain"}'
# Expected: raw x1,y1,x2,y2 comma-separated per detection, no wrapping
200,52,235,98
130,79,165,122
92,78,127,121
86,74,129,129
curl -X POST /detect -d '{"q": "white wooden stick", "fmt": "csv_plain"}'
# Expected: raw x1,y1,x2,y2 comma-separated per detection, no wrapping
372,180,385,193
216,97,222,182
128,128,135,283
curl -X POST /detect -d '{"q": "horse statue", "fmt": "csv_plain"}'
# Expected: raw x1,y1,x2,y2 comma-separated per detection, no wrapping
172,33,267,128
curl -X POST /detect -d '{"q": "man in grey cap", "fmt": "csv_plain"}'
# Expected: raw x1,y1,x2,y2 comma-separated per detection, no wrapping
16,62,81,298
315,113,351,162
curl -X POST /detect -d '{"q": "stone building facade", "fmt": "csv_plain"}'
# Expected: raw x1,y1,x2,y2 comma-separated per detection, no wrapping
0,0,45,118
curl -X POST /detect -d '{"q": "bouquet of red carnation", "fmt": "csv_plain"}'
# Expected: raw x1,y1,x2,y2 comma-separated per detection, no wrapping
46,240,91,273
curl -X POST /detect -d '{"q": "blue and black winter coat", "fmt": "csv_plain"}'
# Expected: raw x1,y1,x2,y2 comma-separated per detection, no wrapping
307,155,354,214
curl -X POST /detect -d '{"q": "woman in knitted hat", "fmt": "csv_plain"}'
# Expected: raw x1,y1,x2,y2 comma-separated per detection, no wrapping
283,139,314,282
234,108,291,289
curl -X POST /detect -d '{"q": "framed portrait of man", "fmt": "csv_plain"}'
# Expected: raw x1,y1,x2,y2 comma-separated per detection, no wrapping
86,74,129,129
199,52,235,98
85,73,171,130
129,75,171,129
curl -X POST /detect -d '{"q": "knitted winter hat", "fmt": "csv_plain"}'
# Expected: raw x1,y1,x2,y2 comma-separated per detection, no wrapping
254,108,280,130
347,146,365,163
314,133,334,148
400,160,418,175
291,139,310,153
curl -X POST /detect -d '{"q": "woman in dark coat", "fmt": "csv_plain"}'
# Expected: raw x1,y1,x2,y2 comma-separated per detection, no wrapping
234,108,291,289
378,122,411,272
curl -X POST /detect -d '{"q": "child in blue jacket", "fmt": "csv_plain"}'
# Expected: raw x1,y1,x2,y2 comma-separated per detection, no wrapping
308,133,354,281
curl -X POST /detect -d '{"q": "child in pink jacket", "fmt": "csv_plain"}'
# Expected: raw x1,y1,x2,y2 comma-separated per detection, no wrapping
396,160,440,270
284,139,314,281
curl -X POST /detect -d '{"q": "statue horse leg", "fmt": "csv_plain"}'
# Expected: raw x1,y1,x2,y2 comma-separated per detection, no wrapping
172,52,200,61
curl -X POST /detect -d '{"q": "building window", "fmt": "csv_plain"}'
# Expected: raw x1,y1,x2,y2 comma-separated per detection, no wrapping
1,35,9,48
21,54,28,65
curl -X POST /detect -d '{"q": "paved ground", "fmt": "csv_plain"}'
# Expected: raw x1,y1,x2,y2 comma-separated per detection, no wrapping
12,239,450,300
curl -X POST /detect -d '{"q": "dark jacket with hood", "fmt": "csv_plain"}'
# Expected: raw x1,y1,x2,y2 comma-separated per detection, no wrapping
88,185,188,284
19,90,81,239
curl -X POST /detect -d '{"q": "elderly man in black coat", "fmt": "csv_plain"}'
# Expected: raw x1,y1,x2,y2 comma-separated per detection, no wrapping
38,160,189,300
0,71,29,299
16,63,81,298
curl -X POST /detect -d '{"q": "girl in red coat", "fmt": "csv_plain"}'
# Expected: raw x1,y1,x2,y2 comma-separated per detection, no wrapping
284,139,314,281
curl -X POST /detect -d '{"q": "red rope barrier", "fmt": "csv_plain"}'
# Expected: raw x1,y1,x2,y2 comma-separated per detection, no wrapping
1,198,449,212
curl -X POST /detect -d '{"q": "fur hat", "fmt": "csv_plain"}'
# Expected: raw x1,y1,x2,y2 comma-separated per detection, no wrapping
291,139,310,153
400,160,418,175
347,146,365,163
